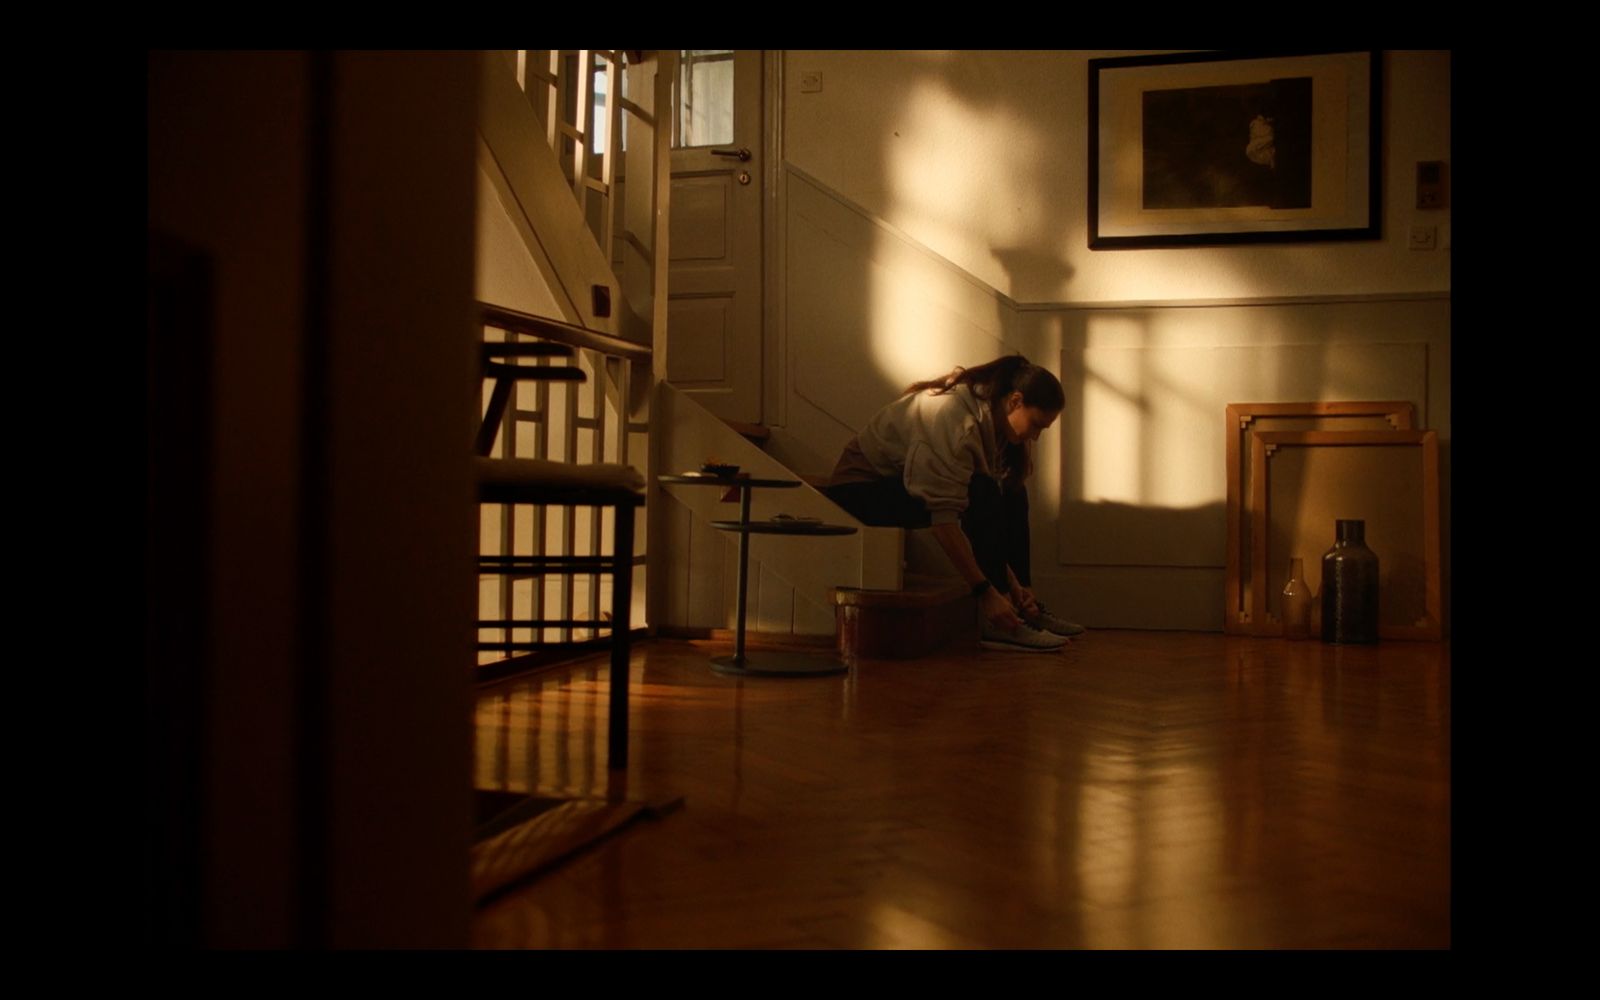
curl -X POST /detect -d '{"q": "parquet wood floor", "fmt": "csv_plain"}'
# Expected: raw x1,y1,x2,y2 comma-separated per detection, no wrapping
471,630,1449,949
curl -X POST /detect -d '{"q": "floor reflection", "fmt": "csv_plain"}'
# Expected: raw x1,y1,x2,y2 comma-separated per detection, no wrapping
471,633,1449,948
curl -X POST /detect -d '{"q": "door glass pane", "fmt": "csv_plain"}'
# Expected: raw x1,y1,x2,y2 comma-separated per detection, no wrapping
591,53,610,156
675,50,734,148
618,57,629,153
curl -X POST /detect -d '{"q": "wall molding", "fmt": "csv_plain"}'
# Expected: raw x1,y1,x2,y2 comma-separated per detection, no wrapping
784,162,1020,311
1024,291,1452,312
783,162,1450,316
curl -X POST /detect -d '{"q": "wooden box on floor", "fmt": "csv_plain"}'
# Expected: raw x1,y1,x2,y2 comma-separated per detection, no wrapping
834,578,977,662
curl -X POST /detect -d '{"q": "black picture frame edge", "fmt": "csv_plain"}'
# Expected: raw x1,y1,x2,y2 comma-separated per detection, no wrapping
1087,49,1383,251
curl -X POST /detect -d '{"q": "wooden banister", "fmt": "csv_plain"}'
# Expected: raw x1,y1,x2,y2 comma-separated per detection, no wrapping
479,301,651,364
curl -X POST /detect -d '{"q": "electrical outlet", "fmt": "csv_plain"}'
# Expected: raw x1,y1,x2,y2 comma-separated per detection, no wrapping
800,71,822,94
1409,225,1437,251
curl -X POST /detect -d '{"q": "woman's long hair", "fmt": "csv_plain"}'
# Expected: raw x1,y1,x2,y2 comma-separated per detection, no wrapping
906,354,1064,488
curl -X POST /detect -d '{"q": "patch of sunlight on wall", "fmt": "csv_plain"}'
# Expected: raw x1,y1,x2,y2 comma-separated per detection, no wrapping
1080,316,1147,505
865,231,1001,392
885,77,1045,298
1145,355,1222,508
1080,315,1217,509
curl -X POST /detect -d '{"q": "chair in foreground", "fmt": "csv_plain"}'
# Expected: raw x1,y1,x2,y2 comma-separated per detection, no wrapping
474,339,645,769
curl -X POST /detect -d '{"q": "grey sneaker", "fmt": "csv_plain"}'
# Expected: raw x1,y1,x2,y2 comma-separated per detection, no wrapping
981,619,1069,652
1025,604,1086,638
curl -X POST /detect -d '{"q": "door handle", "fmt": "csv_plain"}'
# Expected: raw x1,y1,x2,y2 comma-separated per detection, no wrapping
710,147,752,162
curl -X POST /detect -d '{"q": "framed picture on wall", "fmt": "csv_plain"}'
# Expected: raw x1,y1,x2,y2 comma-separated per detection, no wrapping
1088,50,1381,249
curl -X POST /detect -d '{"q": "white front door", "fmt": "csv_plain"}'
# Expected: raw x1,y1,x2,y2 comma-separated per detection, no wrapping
666,50,763,425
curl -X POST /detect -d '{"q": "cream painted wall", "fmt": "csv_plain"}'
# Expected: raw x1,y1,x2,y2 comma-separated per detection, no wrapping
772,50,1451,634
475,161,564,316
1036,298,1449,631
784,50,1450,304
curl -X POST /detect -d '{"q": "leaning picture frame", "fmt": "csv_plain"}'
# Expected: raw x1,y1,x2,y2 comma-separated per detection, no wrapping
1224,401,1416,635
1088,50,1381,249
1249,429,1442,641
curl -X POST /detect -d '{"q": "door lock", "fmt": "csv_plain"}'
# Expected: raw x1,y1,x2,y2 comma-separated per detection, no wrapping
737,170,751,185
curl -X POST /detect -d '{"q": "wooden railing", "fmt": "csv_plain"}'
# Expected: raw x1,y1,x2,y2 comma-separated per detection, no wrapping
477,302,652,664
506,51,674,292
480,302,650,365
514,50,621,262
475,51,673,668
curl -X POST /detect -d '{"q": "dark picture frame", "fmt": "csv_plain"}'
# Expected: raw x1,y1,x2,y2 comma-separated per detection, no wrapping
1088,50,1381,249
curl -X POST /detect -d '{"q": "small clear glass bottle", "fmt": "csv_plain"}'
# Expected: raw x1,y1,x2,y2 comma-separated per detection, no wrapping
1281,557,1312,640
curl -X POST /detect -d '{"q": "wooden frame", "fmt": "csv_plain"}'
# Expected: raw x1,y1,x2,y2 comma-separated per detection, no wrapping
1088,49,1381,249
1224,401,1415,634
1249,429,1442,641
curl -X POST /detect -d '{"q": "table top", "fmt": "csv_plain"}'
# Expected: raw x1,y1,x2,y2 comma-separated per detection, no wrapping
658,473,801,489
710,519,856,536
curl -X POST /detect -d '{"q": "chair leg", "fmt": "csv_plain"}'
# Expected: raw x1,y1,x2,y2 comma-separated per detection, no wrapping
608,503,635,771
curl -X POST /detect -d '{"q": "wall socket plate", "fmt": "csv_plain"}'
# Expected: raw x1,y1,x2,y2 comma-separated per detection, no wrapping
1408,225,1437,251
800,71,822,93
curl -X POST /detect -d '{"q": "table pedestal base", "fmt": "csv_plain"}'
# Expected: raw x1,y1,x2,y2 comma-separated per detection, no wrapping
711,651,850,678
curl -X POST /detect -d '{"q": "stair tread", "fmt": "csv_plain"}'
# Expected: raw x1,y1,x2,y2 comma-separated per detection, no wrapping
722,420,771,442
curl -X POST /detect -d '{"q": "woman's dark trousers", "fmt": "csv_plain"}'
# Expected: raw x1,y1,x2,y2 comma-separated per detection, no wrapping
822,474,1029,590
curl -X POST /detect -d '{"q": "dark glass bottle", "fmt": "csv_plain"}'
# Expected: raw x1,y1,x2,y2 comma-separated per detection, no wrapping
1321,519,1379,644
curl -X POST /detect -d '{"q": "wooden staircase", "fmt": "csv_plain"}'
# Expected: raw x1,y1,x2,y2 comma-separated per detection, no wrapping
722,420,770,447
475,51,674,668
481,51,982,660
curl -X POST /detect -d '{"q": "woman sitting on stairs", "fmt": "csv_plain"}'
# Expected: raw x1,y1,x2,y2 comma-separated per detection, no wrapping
822,354,1084,652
